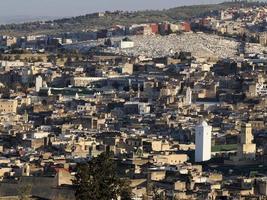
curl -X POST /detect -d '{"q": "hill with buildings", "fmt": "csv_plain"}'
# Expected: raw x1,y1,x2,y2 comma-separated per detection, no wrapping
0,1,261,36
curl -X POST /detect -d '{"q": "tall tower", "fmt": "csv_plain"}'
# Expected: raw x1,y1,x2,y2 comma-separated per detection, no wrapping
185,87,192,105
35,75,43,92
241,123,253,144
195,121,212,162
238,123,256,160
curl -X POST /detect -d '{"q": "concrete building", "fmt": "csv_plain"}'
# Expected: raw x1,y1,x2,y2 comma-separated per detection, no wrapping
122,63,133,75
153,153,188,165
195,121,212,162
118,38,134,49
256,178,267,196
4,36,17,47
71,77,105,87
0,99,18,113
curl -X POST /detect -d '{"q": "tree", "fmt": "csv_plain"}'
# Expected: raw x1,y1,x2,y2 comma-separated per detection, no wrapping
152,187,165,200
119,179,133,200
148,183,165,200
74,152,132,200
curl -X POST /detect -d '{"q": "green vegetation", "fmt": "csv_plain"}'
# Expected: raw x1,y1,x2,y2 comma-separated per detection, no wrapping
73,152,132,200
0,2,260,36
211,144,238,152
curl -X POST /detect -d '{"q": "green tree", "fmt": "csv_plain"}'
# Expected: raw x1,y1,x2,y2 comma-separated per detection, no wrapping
119,179,132,200
151,184,165,200
74,152,132,200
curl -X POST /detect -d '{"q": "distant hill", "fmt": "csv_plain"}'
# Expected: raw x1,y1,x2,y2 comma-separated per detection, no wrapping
0,15,57,25
0,1,262,36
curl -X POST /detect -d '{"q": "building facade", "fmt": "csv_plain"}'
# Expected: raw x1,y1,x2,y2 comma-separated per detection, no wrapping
195,121,212,162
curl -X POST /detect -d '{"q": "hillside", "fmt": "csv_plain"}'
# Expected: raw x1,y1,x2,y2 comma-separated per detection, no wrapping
0,2,261,36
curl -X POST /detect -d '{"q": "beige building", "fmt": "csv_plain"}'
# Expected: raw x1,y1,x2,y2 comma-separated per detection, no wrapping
149,170,166,181
153,153,188,165
144,139,170,152
259,32,267,46
238,123,256,160
226,123,257,165
122,63,133,75
0,99,18,113
5,36,17,47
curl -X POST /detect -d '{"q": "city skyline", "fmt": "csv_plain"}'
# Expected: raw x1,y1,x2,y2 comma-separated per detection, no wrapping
0,2,267,199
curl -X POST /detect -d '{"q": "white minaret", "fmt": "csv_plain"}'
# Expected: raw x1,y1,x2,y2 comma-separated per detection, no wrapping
75,93,79,100
185,87,192,105
195,120,212,162
35,75,43,92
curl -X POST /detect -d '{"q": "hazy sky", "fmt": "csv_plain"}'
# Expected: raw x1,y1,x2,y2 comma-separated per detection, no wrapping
1,0,223,17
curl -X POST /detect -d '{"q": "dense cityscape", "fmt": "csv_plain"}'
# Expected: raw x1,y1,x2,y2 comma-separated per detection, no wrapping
0,1,267,200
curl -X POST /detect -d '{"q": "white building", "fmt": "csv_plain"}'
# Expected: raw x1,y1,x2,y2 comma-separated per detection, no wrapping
0,60,24,71
35,75,43,92
31,131,50,139
185,87,192,105
138,103,151,115
71,77,105,87
118,38,134,49
195,120,212,162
